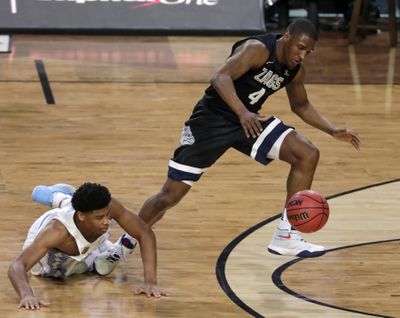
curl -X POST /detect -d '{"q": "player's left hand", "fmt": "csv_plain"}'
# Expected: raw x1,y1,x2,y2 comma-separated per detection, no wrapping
134,283,168,298
332,128,361,150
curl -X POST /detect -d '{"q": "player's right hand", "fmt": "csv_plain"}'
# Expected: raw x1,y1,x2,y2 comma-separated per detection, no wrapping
239,111,263,138
239,111,270,139
18,295,50,310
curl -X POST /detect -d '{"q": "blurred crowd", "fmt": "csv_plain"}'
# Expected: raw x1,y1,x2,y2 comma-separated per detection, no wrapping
264,0,382,32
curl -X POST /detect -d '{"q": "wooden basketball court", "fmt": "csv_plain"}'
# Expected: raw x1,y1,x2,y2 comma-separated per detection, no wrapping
0,29,399,317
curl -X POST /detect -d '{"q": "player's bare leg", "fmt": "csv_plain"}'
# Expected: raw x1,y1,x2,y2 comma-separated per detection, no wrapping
268,131,325,258
138,178,191,226
279,131,320,202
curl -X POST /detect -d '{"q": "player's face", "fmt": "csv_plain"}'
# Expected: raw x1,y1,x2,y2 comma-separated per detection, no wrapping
284,33,315,69
84,205,111,236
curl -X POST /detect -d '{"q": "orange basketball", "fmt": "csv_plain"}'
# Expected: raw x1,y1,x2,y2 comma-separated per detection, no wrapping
286,190,329,233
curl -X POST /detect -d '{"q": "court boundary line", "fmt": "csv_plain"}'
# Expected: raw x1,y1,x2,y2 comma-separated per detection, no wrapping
216,178,400,318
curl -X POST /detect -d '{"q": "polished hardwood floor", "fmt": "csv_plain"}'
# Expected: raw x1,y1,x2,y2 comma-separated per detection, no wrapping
0,29,399,317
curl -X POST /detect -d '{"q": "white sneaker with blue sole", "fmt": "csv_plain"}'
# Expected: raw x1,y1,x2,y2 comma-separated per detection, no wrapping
268,229,325,258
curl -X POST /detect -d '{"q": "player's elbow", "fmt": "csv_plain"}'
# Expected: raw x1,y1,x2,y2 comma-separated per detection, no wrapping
137,223,156,244
291,102,308,117
210,72,228,88
8,260,21,282
210,73,219,87
144,224,156,241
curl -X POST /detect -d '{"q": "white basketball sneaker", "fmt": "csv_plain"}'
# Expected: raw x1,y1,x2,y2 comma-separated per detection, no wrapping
93,234,138,276
268,228,325,258
116,233,138,259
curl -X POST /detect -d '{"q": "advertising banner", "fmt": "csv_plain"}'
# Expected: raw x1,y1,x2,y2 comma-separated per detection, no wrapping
0,0,266,34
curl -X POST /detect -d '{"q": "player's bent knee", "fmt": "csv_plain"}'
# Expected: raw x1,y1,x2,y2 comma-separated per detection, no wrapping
304,145,320,166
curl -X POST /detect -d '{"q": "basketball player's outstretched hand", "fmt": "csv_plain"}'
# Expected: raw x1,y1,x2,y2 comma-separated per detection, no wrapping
19,295,50,310
332,128,361,150
134,283,168,298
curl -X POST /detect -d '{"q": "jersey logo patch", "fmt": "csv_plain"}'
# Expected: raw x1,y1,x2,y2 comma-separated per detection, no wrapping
180,125,195,146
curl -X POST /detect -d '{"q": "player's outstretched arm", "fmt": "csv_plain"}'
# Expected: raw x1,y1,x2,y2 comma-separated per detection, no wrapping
286,66,361,150
110,198,167,298
8,223,66,310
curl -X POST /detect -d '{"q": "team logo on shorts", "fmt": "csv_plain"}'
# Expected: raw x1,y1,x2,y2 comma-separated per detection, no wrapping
180,125,195,145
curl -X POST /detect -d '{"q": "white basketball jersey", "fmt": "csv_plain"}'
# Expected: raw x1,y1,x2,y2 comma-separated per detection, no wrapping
24,206,109,261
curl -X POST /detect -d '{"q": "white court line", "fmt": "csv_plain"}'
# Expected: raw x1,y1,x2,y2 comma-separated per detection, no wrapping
10,0,17,14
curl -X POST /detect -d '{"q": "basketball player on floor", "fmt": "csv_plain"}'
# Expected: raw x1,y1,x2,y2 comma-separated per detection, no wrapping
8,183,167,310
138,19,361,257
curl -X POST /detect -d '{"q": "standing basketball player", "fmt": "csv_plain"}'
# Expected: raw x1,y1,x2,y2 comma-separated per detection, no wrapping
8,183,167,310
138,19,361,257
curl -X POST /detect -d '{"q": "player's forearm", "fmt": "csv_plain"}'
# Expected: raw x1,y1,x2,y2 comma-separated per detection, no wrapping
211,74,248,117
138,227,158,284
294,103,336,135
8,261,35,299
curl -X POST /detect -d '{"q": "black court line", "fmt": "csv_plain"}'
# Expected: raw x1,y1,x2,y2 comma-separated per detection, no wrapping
34,60,55,105
216,178,400,318
216,213,281,318
271,239,400,318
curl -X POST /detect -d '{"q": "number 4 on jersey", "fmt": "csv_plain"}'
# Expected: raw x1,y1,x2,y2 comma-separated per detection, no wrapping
248,88,266,105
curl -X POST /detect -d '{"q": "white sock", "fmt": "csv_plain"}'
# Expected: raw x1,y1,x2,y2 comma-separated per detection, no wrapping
98,240,114,253
278,208,292,231
52,193,72,208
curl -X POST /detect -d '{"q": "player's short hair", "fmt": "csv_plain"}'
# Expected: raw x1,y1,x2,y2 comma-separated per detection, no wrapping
287,18,318,41
71,182,111,213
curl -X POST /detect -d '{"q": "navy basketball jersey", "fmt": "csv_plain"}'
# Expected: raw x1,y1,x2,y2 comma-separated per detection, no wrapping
202,34,300,123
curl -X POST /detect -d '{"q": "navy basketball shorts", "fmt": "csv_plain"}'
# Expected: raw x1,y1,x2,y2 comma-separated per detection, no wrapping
168,104,293,186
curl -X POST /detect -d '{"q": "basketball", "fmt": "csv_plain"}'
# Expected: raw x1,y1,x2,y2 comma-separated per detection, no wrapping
286,190,329,233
